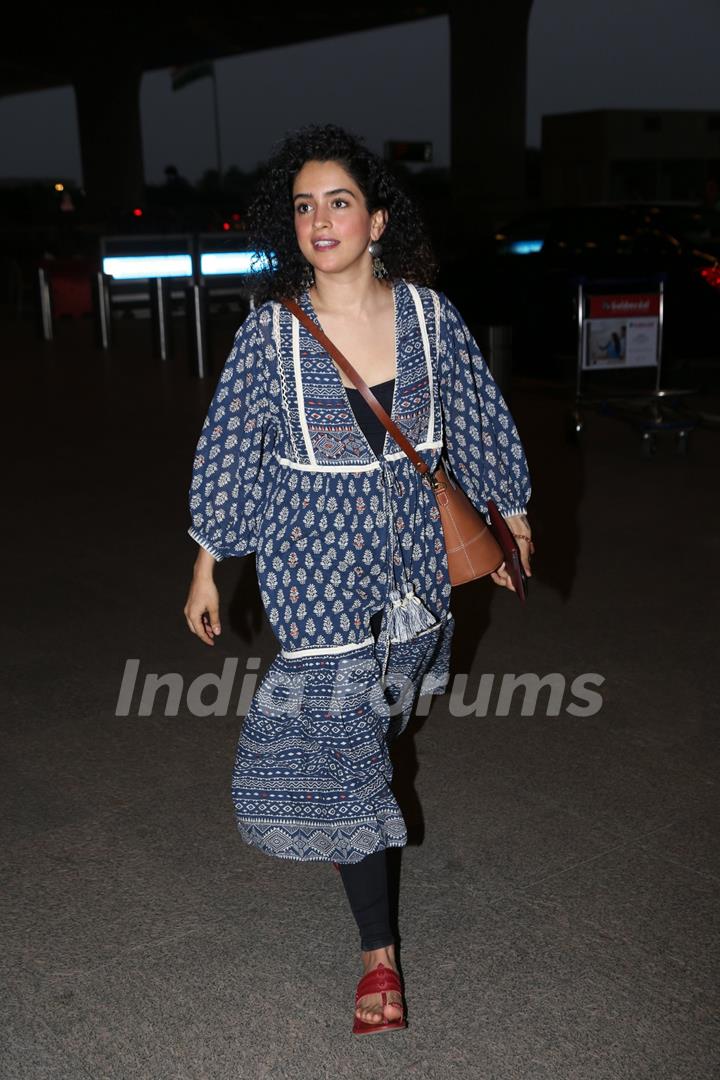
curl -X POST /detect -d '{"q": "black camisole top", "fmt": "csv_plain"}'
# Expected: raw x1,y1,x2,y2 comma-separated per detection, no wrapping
344,377,395,458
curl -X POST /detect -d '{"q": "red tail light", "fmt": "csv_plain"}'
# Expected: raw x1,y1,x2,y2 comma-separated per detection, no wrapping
699,266,720,289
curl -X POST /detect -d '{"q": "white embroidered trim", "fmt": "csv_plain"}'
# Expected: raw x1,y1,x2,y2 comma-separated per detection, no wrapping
406,282,435,447
274,304,301,462
271,301,281,353
384,439,443,461
291,313,317,466
280,637,375,659
273,440,443,472
188,526,224,561
275,455,379,473
431,289,443,445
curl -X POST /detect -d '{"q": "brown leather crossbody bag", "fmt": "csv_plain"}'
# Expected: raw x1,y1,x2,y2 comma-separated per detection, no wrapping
281,299,526,600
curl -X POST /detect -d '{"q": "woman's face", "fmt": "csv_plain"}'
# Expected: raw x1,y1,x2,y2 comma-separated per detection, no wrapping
292,159,387,280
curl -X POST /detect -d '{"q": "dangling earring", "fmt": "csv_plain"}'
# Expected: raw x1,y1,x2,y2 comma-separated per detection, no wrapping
368,239,389,280
301,262,315,290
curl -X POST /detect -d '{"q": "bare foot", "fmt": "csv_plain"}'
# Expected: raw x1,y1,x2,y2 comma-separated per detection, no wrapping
355,944,404,1026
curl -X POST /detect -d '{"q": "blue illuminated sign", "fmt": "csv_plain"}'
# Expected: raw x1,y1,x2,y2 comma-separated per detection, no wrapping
102,255,193,280
506,240,544,255
200,251,272,276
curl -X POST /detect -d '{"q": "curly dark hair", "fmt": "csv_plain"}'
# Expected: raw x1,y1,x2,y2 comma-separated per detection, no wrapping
245,123,437,302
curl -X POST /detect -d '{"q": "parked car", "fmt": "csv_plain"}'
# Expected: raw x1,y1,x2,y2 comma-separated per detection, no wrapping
635,203,720,257
438,203,720,380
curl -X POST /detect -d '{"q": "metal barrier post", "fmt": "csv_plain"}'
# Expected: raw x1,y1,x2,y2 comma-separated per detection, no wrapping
575,281,585,401
94,271,113,350
186,282,210,378
38,267,53,340
655,278,665,394
478,325,513,403
150,277,173,361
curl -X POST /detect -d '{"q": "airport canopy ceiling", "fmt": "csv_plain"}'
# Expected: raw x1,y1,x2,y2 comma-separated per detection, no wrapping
0,5,447,97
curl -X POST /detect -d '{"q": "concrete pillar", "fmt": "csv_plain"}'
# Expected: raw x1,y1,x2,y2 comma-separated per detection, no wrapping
74,67,145,214
449,1,533,232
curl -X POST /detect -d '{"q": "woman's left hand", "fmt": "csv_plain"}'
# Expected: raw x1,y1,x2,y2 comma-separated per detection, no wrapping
490,514,534,591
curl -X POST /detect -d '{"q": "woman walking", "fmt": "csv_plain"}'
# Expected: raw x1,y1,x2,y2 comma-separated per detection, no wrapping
183,124,532,1034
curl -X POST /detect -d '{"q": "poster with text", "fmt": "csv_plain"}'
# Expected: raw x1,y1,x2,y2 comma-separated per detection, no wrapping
583,294,660,370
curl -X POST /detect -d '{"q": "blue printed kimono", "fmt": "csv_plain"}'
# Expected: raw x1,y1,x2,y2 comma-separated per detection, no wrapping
188,279,531,862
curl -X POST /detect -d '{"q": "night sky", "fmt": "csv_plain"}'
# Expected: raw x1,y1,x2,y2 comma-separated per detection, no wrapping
2,0,718,186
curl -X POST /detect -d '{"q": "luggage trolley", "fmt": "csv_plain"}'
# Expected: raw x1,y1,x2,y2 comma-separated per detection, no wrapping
567,275,699,456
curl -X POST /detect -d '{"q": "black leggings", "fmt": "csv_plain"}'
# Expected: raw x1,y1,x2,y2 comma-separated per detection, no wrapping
338,849,394,951
338,608,394,952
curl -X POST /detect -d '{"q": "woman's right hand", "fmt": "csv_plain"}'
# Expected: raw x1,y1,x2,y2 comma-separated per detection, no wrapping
184,549,221,646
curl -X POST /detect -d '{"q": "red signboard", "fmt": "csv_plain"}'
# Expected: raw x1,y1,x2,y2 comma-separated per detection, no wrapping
588,294,660,318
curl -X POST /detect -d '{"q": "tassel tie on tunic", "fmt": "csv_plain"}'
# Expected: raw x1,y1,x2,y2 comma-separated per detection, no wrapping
377,456,439,685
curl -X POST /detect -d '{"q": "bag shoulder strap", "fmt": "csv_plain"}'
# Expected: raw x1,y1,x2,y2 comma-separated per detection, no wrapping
280,298,429,477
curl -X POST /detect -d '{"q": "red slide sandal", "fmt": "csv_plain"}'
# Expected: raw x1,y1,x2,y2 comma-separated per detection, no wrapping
352,962,407,1035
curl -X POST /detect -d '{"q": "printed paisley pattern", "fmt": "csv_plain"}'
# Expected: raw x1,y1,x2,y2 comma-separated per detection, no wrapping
189,280,531,862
